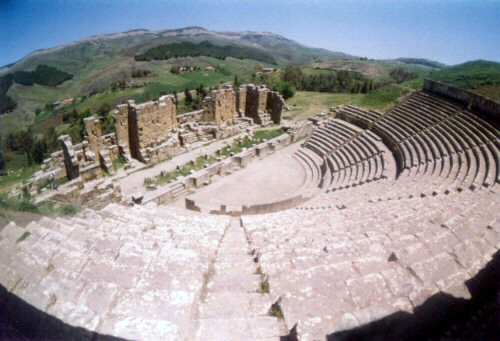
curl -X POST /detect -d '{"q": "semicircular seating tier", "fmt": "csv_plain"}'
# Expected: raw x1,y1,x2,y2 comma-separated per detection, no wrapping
0,90,499,340
298,91,499,210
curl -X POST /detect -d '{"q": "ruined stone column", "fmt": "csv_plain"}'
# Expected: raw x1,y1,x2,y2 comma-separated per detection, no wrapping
237,85,247,117
244,84,261,124
159,94,177,133
266,91,285,124
114,104,130,149
83,116,102,158
201,87,237,125
59,135,80,180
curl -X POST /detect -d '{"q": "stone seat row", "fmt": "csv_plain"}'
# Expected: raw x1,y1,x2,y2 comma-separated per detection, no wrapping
243,187,499,340
303,118,395,191
0,203,229,340
293,148,324,195
335,94,499,190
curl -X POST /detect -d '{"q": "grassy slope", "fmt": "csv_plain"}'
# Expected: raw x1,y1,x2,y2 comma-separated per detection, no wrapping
428,60,500,101
285,83,414,122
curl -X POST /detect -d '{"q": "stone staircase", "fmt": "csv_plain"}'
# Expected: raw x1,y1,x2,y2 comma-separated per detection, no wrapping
192,217,287,340
98,149,115,175
259,112,273,127
0,205,289,340
180,131,198,146
236,117,253,130
171,182,188,200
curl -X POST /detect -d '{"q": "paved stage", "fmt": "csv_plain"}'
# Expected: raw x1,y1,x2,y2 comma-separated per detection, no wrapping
178,142,305,207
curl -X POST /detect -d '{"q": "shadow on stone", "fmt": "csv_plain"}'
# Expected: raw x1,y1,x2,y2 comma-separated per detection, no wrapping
0,284,126,340
327,250,500,341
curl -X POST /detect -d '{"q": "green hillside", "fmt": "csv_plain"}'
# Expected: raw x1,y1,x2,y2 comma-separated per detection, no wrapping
428,60,500,101
135,41,277,64
0,27,360,135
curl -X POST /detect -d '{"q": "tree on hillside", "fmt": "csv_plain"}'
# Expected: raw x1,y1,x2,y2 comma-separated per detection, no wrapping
32,139,47,164
97,103,111,117
390,67,418,83
234,75,240,87
0,149,5,175
283,64,303,88
5,132,19,151
0,136,5,174
173,90,179,110
45,127,59,152
18,130,34,165
184,88,193,106
272,81,296,100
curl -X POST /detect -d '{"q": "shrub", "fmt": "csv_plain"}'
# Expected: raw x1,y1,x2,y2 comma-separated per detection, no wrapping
272,81,295,100
32,139,47,164
60,205,77,216
17,200,39,213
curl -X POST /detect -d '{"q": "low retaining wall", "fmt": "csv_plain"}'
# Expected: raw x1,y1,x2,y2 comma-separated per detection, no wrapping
423,79,500,122
143,132,293,205
177,110,204,124
185,192,313,216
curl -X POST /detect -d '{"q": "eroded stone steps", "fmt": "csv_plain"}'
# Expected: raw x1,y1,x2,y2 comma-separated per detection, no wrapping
193,217,287,340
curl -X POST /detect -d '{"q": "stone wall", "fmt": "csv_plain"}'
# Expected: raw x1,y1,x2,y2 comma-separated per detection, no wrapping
266,91,285,124
240,84,283,125
114,104,130,152
284,121,315,142
423,79,500,122
202,86,237,125
119,95,179,163
177,110,204,124
236,85,247,116
60,135,80,180
83,117,102,157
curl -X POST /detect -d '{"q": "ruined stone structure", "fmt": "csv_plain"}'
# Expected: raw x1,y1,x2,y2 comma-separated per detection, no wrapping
240,84,284,126
1,84,499,340
202,84,284,127
114,95,180,164
18,84,284,209
202,85,237,125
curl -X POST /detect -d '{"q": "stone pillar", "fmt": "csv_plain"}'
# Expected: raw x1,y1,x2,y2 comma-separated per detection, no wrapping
257,85,269,112
84,116,102,157
266,91,285,124
201,87,236,125
159,94,177,133
244,84,261,123
59,135,80,180
114,104,130,149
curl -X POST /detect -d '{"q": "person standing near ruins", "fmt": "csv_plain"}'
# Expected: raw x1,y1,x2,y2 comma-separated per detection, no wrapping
51,171,58,190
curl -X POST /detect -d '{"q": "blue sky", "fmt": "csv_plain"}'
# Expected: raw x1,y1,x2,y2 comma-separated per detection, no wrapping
0,0,499,66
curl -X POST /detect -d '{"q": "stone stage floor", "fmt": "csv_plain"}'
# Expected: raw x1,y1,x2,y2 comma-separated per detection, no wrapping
176,142,305,208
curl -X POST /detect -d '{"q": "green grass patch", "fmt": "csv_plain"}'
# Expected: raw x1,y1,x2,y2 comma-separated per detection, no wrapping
268,301,284,320
258,276,270,294
38,201,80,216
0,193,80,218
0,152,40,193
429,60,500,101
254,127,285,141
16,231,31,243
359,84,412,111
113,155,127,171
145,128,284,190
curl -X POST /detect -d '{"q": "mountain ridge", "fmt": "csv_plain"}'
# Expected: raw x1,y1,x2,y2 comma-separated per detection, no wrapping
0,26,355,72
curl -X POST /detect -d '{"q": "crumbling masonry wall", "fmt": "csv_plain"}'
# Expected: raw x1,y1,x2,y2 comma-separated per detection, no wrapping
236,85,247,117
117,95,180,163
60,135,80,180
202,86,237,125
266,91,285,124
241,84,283,125
83,117,102,157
